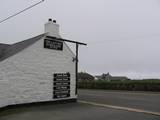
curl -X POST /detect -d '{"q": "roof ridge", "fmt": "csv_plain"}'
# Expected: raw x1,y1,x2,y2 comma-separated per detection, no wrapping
0,34,45,62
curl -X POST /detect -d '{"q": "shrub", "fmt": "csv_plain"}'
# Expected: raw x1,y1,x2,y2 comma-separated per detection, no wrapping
78,80,160,91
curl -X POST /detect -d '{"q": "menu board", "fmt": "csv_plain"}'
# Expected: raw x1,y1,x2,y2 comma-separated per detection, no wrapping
53,73,70,99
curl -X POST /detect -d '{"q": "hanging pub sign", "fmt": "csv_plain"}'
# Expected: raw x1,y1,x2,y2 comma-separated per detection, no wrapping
44,38,63,51
53,73,70,99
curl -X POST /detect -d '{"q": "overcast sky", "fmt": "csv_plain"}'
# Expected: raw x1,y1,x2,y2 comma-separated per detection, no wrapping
1,0,160,79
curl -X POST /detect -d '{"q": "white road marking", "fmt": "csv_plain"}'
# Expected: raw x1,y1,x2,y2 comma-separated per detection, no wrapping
79,100,160,116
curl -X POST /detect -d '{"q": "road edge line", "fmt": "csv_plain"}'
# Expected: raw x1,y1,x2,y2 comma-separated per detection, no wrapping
78,100,160,116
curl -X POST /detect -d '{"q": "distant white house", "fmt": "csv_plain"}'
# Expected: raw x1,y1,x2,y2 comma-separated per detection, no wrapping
95,72,129,81
0,19,86,108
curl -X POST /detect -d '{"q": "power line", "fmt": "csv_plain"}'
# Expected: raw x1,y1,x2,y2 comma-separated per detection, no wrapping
0,0,45,24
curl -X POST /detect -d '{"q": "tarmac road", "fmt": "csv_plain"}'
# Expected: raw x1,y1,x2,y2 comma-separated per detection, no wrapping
0,102,159,120
78,89,160,113
0,89,160,120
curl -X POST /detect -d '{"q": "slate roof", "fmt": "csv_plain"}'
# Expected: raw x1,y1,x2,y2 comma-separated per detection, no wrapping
0,43,11,57
95,73,129,81
0,43,11,49
0,34,45,62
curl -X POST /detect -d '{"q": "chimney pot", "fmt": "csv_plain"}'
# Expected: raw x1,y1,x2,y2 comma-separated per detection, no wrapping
48,18,52,22
53,20,56,23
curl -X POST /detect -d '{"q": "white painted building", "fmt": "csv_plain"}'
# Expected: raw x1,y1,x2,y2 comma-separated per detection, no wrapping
0,19,86,108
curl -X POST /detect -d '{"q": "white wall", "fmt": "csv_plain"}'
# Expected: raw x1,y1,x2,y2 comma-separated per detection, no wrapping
0,36,76,108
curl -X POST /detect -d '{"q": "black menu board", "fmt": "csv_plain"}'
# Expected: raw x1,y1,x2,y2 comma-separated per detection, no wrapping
53,73,70,99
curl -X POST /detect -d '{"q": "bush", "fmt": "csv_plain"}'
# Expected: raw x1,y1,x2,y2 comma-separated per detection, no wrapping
78,80,160,91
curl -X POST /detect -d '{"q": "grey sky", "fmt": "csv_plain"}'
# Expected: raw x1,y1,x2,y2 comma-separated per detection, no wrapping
1,0,160,79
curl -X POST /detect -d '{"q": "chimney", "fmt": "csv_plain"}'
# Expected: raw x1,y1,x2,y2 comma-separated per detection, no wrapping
45,18,60,38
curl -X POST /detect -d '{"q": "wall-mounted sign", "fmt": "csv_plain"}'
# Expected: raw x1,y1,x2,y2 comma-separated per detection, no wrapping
44,39,63,51
54,73,70,78
54,81,70,86
53,73,70,99
54,86,70,91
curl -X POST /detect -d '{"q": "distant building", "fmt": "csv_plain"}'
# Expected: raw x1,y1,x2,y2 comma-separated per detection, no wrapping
78,72,94,82
95,72,129,81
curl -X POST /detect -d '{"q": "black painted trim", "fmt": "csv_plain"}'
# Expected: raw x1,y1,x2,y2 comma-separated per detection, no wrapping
46,36,87,46
0,99,77,112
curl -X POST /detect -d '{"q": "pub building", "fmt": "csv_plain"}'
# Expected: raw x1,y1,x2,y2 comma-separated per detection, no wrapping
0,19,86,108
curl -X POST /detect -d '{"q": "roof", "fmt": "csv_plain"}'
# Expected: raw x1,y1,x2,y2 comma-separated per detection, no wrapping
78,72,94,80
0,43,10,52
0,34,45,62
0,43,11,49
0,33,83,62
95,73,128,80
0,43,11,57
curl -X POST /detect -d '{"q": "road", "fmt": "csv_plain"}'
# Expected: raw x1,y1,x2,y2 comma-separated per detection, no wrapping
0,102,159,120
78,89,160,113
0,89,160,120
